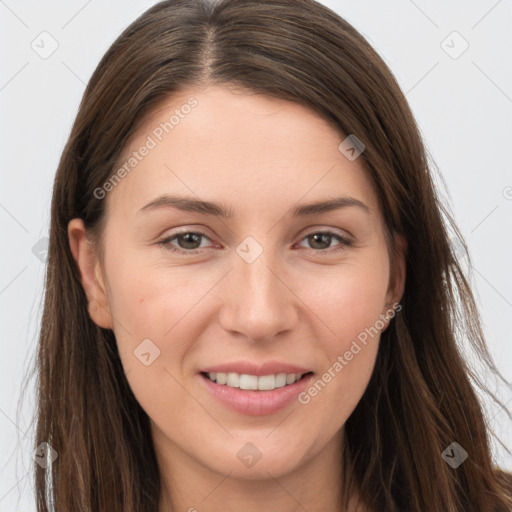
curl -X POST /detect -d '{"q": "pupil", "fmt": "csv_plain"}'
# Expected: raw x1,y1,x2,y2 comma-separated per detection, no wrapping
180,233,200,249
310,234,330,249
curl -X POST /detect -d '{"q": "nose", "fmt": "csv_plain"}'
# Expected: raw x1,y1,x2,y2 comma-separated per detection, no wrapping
218,246,298,343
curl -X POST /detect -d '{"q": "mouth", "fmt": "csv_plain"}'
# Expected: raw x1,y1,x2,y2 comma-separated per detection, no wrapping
198,370,315,416
200,371,314,391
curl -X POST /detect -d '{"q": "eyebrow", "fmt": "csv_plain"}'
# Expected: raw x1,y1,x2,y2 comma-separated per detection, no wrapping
137,194,371,218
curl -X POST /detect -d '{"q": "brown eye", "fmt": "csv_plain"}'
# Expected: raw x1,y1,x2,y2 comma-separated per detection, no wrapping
157,229,352,255
298,231,352,252
175,233,203,250
158,231,211,254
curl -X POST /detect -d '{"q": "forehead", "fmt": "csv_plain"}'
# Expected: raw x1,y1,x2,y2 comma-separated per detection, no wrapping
106,85,380,219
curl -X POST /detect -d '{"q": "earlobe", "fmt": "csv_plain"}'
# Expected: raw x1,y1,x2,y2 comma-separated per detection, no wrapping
67,218,113,330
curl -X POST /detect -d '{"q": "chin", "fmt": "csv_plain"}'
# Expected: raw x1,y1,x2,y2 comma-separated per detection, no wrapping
201,440,306,480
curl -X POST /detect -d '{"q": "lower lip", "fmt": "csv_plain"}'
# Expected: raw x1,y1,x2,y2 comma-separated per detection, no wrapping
199,372,314,416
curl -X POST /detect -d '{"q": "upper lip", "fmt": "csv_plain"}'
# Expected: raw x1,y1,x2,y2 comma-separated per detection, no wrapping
200,361,312,376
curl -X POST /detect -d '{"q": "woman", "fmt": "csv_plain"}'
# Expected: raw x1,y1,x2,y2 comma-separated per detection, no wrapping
34,0,512,510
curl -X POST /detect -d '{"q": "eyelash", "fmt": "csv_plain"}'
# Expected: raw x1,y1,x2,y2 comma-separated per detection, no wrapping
157,229,353,255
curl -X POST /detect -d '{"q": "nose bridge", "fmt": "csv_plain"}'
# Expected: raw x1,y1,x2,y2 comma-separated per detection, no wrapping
220,235,296,340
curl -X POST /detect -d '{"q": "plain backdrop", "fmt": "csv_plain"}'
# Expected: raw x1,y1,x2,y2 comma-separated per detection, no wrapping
1,0,511,510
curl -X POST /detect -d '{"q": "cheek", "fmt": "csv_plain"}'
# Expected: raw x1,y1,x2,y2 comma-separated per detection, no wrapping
104,253,222,383
296,258,387,408
304,256,389,343
104,261,201,420
298,278,382,431
105,250,192,336
101,253,171,370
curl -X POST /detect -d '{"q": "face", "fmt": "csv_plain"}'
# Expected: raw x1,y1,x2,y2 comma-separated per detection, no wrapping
69,85,405,483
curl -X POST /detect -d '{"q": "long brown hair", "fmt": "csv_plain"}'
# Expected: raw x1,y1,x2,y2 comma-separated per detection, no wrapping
30,0,512,510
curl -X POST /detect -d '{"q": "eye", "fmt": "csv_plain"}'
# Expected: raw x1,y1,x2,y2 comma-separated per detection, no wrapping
296,230,353,252
157,231,212,254
157,229,353,254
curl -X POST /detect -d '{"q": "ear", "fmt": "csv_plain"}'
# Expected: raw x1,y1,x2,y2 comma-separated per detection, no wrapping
68,218,113,329
382,233,407,330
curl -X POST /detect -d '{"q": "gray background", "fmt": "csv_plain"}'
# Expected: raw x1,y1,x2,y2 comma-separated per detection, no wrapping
1,0,511,509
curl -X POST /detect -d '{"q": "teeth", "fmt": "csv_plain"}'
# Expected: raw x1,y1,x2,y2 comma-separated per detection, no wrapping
226,373,240,387
259,374,276,390
206,372,306,390
239,374,258,390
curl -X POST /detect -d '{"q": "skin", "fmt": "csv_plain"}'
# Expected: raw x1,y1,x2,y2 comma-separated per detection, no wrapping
68,85,406,512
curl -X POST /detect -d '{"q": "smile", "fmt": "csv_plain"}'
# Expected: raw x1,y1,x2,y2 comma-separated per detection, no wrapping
199,371,315,416
203,371,311,391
